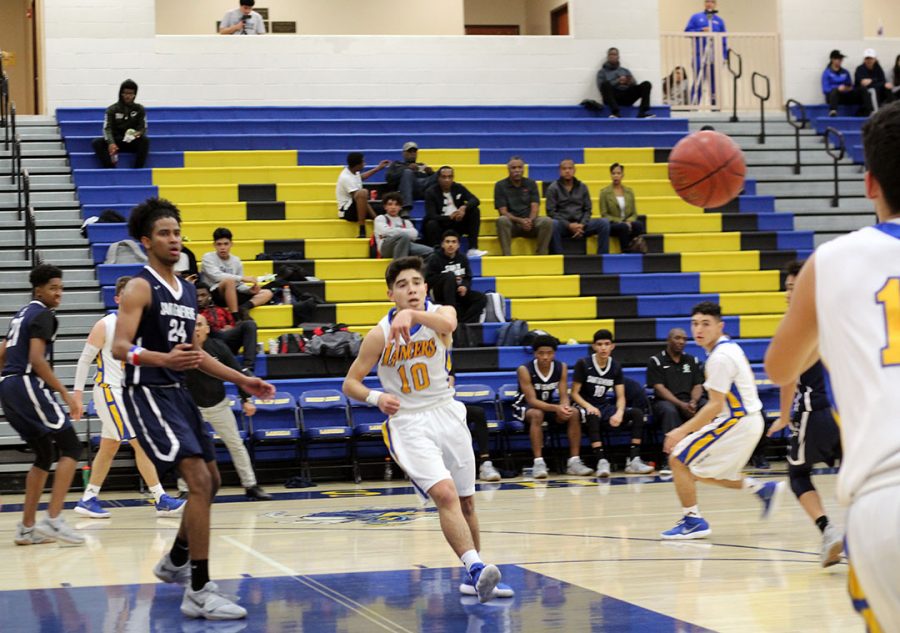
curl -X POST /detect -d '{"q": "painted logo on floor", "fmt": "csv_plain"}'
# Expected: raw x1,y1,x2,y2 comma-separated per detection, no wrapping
265,507,439,525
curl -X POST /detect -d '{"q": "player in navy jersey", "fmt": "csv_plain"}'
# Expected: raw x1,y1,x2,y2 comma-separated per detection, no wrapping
0,264,85,545
112,198,275,621
514,334,592,478
570,329,654,477
766,260,843,567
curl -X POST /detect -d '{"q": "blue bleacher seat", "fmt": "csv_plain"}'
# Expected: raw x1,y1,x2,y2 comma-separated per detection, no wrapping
246,391,301,465
298,389,357,482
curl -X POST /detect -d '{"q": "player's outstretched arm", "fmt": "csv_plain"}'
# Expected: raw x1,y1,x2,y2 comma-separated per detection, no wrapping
390,305,457,344
343,326,399,415
197,350,275,399
765,255,820,385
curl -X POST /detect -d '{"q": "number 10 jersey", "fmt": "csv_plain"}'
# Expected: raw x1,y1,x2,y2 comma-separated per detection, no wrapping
376,300,455,413
125,266,198,387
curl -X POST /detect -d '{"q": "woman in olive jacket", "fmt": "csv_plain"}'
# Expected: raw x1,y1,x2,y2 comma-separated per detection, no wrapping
599,163,647,253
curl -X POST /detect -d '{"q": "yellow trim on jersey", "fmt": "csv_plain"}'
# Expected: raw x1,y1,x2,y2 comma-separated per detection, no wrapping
680,416,740,465
102,386,127,438
848,563,884,633
95,353,104,385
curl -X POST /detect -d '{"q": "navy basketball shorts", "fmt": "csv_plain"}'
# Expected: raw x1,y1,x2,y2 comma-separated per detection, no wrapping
0,374,72,440
788,408,842,468
123,384,215,471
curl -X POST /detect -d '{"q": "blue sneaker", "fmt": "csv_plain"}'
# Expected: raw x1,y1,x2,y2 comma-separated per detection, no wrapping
756,481,786,519
460,571,514,598
468,563,502,603
660,515,711,540
74,496,110,519
155,494,187,518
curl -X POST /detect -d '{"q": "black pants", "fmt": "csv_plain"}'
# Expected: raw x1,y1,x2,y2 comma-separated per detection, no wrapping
586,404,645,444
826,88,863,111
600,81,652,115
423,208,481,250
609,220,645,251
92,135,150,168
210,321,258,370
429,273,486,324
465,404,490,458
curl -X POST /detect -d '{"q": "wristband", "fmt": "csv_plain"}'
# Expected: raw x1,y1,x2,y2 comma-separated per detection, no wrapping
126,345,144,366
366,390,383,406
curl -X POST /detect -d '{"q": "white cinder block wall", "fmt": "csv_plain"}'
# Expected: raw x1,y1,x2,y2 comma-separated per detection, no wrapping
41,0,899,112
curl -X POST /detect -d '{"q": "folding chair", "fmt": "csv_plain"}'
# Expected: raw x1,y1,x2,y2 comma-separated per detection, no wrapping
453,383,506,466
246,391,301,469
349,401,390,481
298,389,356,482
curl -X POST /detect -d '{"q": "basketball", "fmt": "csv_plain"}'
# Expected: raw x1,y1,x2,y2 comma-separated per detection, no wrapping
668,130,747,209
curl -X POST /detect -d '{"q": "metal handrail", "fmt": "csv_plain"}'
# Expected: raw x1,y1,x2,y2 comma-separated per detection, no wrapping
824,127,845,208
751,72,771,144
1,73,8,149
726,49,743,123
22,170,31,261
785,99,807,175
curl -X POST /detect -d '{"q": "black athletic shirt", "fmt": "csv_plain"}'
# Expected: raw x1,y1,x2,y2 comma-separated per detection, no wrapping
2,301,56,376
125,266,197,386
794,360,831,413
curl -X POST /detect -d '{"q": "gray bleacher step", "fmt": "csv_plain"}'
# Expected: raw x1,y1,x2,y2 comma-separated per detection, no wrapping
0,174,72,187
794,215,874,232
748,164,863,178
8,132,62,142
0,268,96,284
2,141,65,152
742,148,851,164
0,218,82,229
775,197,872,212
689,121,813,135
0,291,100,309
730,136,827,150
0,190,76,203
0,149,68,160
15,115,59,125
0,231,87,246
759,181,865,197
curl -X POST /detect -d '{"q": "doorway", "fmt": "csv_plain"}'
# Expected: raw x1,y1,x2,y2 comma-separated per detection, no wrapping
551,4,569,36
0,0,39,115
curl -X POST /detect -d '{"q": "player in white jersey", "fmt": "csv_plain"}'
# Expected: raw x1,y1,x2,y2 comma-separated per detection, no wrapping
660,302,786,540
766,102,900,632
71,276,184,519
343,256,507,603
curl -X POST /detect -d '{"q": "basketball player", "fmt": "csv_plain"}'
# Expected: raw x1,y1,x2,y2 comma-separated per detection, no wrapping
112,198,275,620
71,276,185,519
660,302,785,540
342,256,511,603
765,260,843,567
765,102,900,631
0,264,85,545
514,334,593,479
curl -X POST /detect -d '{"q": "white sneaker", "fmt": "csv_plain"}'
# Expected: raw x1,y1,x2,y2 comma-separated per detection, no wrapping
625,456,654,474
566,456,594,476
154,552,192,585
821,523,843,568
466,249,488,258
34,515,85,546
14,522,55,546
181,582,247,620
595,458,611,478
532,460,549,479
479,461,501,482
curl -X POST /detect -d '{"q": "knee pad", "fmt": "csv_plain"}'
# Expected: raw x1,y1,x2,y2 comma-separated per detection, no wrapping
53,426,83,462
27,435,56,472
789,464,815,498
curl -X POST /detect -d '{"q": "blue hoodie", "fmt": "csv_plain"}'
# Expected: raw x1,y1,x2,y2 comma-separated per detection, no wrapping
821,65,852,97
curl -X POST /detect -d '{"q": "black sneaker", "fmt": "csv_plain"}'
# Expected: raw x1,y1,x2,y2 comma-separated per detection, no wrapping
637,111,656,119
245,485,273,501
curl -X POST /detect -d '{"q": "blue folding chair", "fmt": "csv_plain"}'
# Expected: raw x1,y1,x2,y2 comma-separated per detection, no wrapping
246,391,301,467
454,383,507,466
298,389,356,482
349,402,390,481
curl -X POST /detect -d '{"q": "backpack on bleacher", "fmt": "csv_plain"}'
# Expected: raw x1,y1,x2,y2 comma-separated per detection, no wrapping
307,325,362,358
496,319,529,346
480,292,507,323
104,239,147,264
277,333,307,354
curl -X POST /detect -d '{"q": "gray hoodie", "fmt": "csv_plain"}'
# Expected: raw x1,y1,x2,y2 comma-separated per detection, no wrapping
596,62,634,92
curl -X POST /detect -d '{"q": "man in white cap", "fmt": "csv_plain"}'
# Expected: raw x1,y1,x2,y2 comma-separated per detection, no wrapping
855,49,894,116
385,142,437,213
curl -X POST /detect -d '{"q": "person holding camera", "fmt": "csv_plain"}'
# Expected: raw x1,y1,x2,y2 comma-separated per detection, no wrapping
220,0,266,35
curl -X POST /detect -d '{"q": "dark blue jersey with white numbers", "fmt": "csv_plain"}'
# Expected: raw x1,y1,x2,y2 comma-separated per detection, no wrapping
573,355,623,407
793,360,831,413
125,266,198,386
517,359,562,404
2,301,57,376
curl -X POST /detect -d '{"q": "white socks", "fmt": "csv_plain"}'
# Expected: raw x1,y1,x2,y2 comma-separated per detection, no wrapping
742,477,763,493
149,483,165,503
460,549,483,572
82,484,101,501
683,505,701,517
534,457,545,465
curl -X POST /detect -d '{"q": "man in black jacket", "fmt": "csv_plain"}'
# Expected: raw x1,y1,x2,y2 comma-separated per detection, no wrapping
384,141,436,212
425,230,486,324
855,49,895,116
91,79,150,168
423,166,487,257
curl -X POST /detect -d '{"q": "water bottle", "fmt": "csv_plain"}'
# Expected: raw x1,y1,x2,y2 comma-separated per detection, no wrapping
268,338,278,355
384,458,393,481
81,465,91,488
282,285,291,305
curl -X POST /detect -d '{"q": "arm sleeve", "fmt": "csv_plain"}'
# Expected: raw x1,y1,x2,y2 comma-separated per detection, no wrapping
598,188,612,219
461,257,474,289
28,311,55,342
374,215,389,238
702,352,736,394
685,13,701,31
74,342,101,392
385,161,404,186
692,357,705,386
255,14,266,34
401,220,419,239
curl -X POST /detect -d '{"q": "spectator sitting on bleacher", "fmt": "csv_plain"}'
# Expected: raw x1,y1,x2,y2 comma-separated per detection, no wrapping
647,328,706,437
219,0,266,35
425,231,486,324
546,159,610,255
822,49,862,117
663,66,690,107
494,156,554,256
337,152,390,239
599,163,647,253
596,48,655,119
175,244,199,283
185,315,272,501
423,166,487,257
449,371,502,482
385,142,437,213
855,49,894,117
91,79,149,169
374,193,433,260
514,334,593,479
200,227,274,321
570,329,655,476
196,282,258,375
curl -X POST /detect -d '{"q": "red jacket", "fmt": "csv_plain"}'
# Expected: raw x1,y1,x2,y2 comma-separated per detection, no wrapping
202,305,234,332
